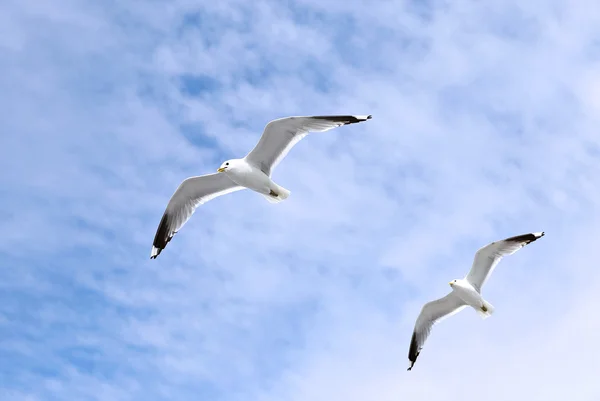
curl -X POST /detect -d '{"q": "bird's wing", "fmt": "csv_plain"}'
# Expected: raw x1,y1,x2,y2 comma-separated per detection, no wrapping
407,292,467,371
465,232,545,292
244,115,372,176
150,173,244,259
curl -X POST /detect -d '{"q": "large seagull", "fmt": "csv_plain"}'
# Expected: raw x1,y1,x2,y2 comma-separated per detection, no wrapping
150,114,372,259
407,232,545,371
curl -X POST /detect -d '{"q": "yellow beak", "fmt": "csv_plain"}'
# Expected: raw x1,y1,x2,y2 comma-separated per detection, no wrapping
449,281,453,286
217,167,225,173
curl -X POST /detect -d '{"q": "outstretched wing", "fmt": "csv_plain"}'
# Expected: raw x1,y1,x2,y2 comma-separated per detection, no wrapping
465,232,545,292
151,173,244,259
244,115,372,176
407,292,467,371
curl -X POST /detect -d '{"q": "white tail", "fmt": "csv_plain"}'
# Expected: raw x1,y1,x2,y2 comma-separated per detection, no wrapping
262,184,291,204
475,299,495,319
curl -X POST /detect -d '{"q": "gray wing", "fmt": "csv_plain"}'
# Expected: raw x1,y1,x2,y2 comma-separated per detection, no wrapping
465,232,545,292
151,173,244,259
407,293,467,371
244,115,372,176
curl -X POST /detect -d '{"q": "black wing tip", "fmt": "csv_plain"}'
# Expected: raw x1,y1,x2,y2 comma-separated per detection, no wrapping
407,356,417,371
505,231,545,245
151,213,175,259
150,246,163,259
407,332,420,371
150,238,171,259
312,115,372,124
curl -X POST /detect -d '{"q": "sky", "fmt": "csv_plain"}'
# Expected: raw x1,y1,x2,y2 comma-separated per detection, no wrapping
2,0,600,400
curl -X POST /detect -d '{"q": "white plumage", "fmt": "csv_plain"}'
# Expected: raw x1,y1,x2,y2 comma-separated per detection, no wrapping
150,114,372,259
407,232,545,371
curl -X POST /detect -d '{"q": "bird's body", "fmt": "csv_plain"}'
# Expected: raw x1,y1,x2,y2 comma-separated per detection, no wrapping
407,232,545,371
449,279,489,315
218,158,290,203
150,114,372,259
219,159,266,191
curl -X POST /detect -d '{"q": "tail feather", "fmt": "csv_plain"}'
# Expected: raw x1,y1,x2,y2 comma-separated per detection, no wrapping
262,185,291,204
275,186,290,200
476,300,495,319
262,194,283,203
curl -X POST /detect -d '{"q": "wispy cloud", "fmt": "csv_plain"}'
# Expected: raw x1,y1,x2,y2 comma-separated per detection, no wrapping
1,0,600,400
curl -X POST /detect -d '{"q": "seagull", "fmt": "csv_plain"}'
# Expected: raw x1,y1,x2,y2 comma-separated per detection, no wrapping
150,114,372,259
406,231,545,371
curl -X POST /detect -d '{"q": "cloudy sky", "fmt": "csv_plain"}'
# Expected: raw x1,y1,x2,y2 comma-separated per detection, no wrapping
2,0,600,400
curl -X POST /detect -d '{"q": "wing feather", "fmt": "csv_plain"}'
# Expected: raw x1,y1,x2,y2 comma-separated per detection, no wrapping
407,293,467,370
465,232,545,292
150,173,244,259
244,115,372,176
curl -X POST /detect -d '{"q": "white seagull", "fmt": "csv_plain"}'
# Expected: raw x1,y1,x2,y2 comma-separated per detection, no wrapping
407,231,545,371
150,114,372,259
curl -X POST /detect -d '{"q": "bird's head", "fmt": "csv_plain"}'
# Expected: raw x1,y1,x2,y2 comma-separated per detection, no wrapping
217,159,239,173
449,279,459,288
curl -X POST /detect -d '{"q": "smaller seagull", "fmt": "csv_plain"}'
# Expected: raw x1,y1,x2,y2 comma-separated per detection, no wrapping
150,114,372,259
407,232,545,371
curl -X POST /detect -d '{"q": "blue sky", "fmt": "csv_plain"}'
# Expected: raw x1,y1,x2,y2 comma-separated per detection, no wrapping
2,0,600,400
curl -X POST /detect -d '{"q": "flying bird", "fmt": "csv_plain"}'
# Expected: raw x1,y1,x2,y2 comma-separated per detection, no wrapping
407,231,545,371
150,114,372,259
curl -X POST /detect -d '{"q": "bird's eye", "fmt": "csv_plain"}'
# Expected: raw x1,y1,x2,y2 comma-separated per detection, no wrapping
225,162,229,166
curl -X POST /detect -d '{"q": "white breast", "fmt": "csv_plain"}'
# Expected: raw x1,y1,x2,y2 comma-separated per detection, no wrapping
226,162,272,193
452,281,483,308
